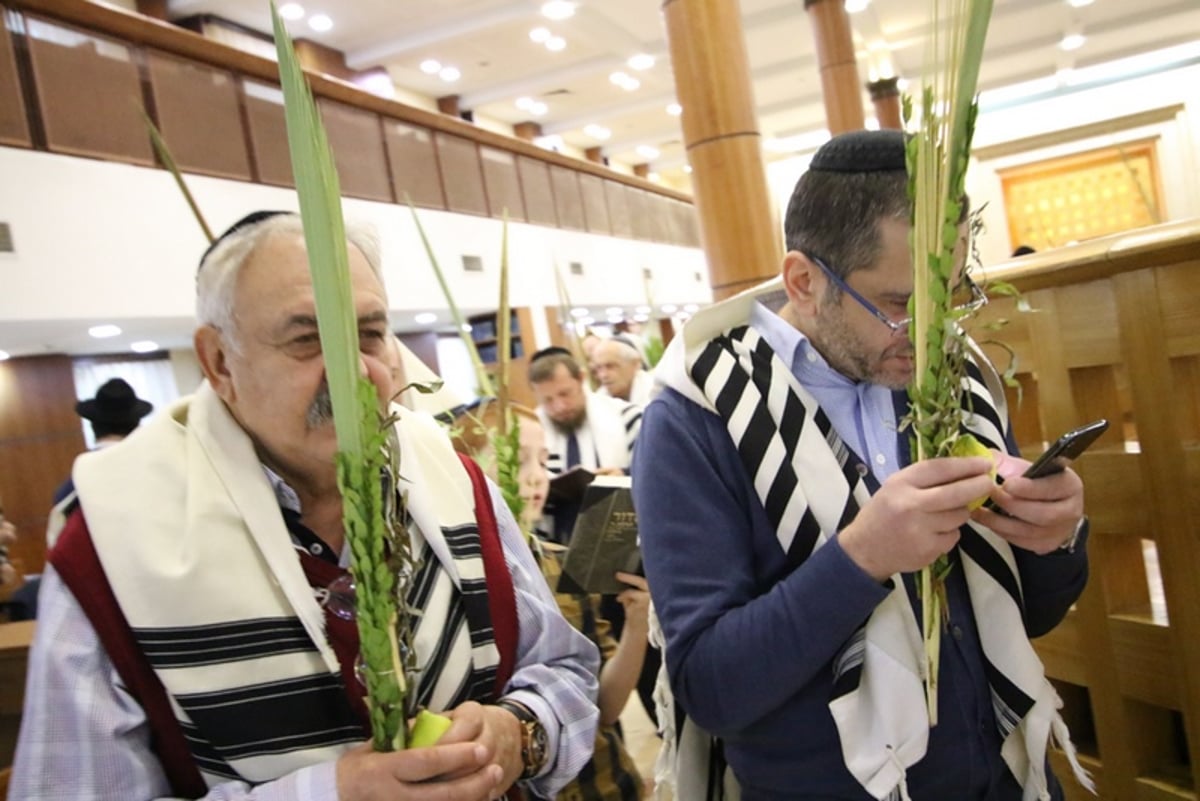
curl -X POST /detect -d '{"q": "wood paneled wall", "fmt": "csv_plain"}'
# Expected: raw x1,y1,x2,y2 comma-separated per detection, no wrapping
966,219,1200,800
0,355,83,576
0,0,701,248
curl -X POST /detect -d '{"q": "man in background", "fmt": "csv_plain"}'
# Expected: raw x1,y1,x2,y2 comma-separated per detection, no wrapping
46,377,154,547
594,337,655,407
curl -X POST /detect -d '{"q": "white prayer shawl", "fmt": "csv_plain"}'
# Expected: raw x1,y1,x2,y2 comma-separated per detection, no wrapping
72,383,498,787
538,391,641,475
650,277,1092,801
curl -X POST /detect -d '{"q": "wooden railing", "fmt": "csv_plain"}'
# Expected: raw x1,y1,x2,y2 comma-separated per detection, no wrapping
967,218,1200,800
0,0,700,247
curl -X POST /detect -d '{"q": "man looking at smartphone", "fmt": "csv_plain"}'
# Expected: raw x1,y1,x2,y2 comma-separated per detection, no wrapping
633,130,1089,801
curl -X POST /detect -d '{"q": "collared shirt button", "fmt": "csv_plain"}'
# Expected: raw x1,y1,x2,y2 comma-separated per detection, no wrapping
874,453,886,465
310,543,323,555
806,350,818,362
952,625,964,641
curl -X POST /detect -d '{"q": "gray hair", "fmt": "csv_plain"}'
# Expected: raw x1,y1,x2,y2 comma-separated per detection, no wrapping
195,212,384,343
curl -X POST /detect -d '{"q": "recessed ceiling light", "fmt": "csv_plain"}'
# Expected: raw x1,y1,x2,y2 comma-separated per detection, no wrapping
1059,33,1086,51
570,307,590,318
583,124,611,140
414,312,437,325
635,305,652,315
683,303,699,313
89,324,121,339
420,59,442,75
516,96,536,111
439,65,461,82
534,134,564,150
648,172,661,182
461,322,473,333
683,164,693,174
633,313,649,323
578,316,595,326
130,340,159,353
530,101,549,116
278,2,305,21
660,303,678,314
529,26,551,43
541,1,576,21
307,13,333,32
636,144,660,160
627,54,655,71
845,0,870,12
1066,0,1094,6
545,36,566,52
0,350,9,361
605,306,624,316
609,71,640,91
666,102,683,116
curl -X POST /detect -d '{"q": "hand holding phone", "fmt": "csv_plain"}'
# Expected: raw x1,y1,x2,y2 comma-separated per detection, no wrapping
1020,419,1109,479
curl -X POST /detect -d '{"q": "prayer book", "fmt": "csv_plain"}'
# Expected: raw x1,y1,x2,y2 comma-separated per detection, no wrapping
547,466,596,505
556,475,641,595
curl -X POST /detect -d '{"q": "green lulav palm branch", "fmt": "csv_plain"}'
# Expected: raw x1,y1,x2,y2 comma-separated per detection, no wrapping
903,0,994,726
270,1,426,751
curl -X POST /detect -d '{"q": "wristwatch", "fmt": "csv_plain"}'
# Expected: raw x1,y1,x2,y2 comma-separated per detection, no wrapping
496,698,549,780
1058,515,1087,554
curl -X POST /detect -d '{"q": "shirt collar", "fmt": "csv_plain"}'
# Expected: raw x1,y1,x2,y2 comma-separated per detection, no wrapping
748,300,855,391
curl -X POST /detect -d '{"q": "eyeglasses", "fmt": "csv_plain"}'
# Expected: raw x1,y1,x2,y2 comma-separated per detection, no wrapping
808,253,988,333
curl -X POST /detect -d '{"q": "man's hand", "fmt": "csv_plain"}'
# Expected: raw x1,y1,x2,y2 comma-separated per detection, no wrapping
436,701,524,790
971,451,1084,555
594,467,625,477
334,740,502,801
839,457,996,581
614,572,651,638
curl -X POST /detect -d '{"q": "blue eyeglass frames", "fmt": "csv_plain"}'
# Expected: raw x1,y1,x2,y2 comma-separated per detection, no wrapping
807,253,988,333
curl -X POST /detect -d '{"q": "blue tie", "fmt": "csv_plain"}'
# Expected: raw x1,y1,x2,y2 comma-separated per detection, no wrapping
566,431,581,469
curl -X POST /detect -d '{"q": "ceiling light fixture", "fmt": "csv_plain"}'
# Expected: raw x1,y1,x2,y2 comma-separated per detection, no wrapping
635,305,652,315
1066,0,1094,6
439,65,461,82
660,303,678,314
845,0,870,12
627,53,655,71
130,340,159,353
307,13,333,32
609,71,640,91
683,303,699,313
1060,33,1086,51
278,2,305,21
633,313,649,323
541,1,576,21
683,164,693,174
648,172,661,182
420,59,442,75
570,306,590,318
414,312,438,325
605,306,624,316
516,96,535,111
666,102,683,116
461,323,473,333
529,26,551,43
583,123,611,140
529,101,549,116
0,350,9,361
534,134,564,151
545,36,566,52
636,144,660,160
88,324,121,339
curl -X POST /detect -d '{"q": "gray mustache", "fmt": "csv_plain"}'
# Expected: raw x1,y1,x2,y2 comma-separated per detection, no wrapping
306,383,333,429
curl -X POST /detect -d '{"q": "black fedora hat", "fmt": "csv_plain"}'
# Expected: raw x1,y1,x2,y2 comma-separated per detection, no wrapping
75,379,153,426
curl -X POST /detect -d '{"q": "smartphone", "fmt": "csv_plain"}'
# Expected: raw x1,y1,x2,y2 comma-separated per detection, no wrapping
1022,419,1109,479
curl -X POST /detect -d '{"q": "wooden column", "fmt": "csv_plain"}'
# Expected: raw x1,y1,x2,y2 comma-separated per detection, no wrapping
135,0,168,20
805,0,866,134
584,146,605,165
867,76,902,130
437,94,461,117
632,162,650,178
663,0,782,300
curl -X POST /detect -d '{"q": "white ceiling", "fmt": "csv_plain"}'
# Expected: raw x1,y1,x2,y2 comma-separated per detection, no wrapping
161,0,1200,182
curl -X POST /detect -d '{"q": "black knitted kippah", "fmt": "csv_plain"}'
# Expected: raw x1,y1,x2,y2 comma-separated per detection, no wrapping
809,129,906,173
